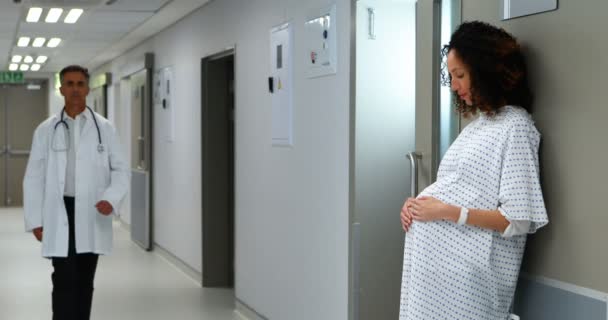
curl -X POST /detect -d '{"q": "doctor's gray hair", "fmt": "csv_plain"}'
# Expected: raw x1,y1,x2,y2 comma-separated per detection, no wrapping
59,65,90,84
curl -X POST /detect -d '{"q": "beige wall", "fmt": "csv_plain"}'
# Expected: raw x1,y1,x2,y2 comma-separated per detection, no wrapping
462,0,608,292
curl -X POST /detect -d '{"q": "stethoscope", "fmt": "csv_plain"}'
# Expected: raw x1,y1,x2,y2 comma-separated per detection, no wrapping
52,106,104,153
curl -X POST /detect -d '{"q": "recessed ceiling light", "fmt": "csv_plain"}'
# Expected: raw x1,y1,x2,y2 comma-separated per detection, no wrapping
47,38,62,48
9,64,19,71
33,37,46,47
31,64,42,72
12,55,23,63
20,64,30,71
64,9,83,23
24,56,34,63
45,8,63,23
27,7,43,23
18,37,31,47
36,56,48,63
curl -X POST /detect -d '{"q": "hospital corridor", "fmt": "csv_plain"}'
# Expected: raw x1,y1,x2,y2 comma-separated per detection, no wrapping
0,208,237,319
1,0,607,319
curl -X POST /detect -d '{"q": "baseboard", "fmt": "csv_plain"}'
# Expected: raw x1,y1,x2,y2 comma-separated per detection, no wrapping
514,273,608,320
235,299,268,320
152,243,203,286
115,216,130,230
113,219,202,285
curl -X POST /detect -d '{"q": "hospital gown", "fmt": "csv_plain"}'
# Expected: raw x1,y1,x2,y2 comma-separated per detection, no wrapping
399,105,549,320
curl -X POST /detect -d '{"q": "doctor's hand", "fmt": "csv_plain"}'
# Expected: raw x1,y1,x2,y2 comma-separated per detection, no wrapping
33,227,43,242
409,196,451,222
95,201,114,216
400,197,415,232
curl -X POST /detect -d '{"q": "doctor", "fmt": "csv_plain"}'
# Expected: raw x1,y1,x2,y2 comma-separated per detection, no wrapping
23,65,129,320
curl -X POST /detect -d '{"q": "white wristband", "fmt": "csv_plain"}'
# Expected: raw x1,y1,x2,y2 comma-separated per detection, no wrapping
457,207,469,225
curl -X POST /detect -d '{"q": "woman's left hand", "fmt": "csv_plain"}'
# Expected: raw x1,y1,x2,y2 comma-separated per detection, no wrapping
409,196,449,222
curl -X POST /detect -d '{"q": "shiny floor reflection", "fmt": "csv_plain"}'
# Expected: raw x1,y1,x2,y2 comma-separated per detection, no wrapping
0,208,238,320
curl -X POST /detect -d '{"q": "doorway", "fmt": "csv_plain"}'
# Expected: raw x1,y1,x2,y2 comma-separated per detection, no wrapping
201,49,235,287
0,81,48,207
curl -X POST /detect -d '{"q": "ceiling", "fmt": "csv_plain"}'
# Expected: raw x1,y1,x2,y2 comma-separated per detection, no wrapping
1,0,210,73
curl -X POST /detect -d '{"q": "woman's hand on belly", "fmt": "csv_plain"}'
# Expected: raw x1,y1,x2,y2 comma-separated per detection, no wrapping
400,197,416,232
409,196,459,222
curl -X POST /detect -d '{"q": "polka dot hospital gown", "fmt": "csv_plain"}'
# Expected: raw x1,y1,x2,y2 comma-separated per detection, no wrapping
399,106,549,320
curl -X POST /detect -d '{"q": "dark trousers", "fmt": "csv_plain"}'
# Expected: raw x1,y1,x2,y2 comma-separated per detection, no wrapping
51,196,99,320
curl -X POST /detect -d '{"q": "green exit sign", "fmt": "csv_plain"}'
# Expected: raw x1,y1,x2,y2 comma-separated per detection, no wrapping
0,71,25,84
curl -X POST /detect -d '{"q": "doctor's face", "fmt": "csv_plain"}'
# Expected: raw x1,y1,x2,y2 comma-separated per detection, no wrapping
60,71,90,107
447,49,473,106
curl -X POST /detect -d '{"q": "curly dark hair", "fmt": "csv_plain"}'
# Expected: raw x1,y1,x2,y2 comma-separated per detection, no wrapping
441,21,532,115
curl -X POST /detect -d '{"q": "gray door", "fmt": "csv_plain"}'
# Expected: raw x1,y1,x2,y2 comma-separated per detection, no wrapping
130,68,153,250
0,81,48,207
350,0,461,319
352,1,417,319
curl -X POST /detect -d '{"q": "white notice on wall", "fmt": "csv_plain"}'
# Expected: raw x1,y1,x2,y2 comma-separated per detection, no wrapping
305,4,337,78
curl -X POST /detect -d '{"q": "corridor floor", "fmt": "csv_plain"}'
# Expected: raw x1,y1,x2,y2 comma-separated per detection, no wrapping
0,208,239,320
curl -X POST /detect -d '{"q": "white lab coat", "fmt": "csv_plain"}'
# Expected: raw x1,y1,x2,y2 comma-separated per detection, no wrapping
23,109,130,258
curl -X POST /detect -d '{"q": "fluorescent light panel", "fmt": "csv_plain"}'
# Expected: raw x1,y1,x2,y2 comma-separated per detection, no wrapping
47,38,62,48
33,37,46,47
18,37,31,47
27,7,43,23
9,64,19,71
31,64,42,71
12,55,23,63
36,56,48,63
20,64,30,71
64,9,83,23
24,56,34,63
45,8,63,23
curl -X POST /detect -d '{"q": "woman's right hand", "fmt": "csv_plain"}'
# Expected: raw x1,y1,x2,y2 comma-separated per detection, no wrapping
401,198,415,232
33,227,43,242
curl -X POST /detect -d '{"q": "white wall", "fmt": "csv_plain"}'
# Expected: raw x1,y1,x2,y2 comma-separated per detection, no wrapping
93,0,351,318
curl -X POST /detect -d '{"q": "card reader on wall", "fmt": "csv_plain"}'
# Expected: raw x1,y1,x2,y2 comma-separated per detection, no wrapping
268,76,274,93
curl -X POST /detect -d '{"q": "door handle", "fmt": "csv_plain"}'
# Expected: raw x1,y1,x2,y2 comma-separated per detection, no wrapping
6,145,30,156
406,152,422,197
137,136,145,170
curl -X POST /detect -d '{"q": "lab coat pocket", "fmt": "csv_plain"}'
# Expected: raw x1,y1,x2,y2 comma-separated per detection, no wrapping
95,148,111,187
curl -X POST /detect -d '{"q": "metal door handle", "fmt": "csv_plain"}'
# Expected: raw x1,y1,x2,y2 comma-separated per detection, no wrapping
137,136,145,170
5,145,30,156
367,7,376,40
406,152,422,197
8,150,30,156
